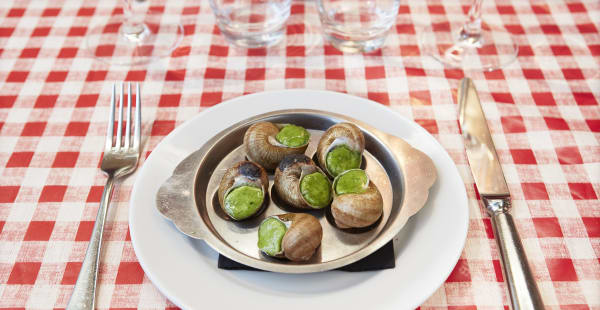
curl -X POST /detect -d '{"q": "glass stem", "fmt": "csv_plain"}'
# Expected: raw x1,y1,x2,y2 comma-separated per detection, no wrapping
122,0,146,38
460,0,483,43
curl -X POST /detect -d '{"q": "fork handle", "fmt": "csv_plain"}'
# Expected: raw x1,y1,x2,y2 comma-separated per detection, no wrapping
67,175,115,310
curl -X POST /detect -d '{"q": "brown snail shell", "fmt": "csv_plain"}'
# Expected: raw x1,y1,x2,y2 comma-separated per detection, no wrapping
244,122,309,171
217,161,269,220
273,154,331,209
263,213,323,262
330,170,383,228
316,122,365,178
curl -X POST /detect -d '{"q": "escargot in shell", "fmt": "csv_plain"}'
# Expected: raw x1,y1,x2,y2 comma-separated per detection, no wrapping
244,122,310,171
316,122,365,178
330,169,383,228
258,213,323,262
274,154,332,209
217,161,269,221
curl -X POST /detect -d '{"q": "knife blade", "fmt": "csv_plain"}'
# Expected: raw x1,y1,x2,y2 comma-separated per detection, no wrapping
458,78,544,310
458,78,509,197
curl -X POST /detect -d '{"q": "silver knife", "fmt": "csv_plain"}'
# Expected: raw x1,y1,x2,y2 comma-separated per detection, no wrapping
458,78,544,310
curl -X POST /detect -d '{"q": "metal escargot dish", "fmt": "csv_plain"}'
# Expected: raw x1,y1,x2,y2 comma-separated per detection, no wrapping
217,161,269,221
244,122,310,171
273,154,332,210
258,213,322,262
156,110,437,273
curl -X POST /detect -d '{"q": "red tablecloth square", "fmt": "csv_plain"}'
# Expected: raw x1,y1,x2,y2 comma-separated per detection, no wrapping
446,259,472,282
24,221,55,241
6,71,29,83
65,122,90,137
76,94,99,108
151,120,176,136
0,186,20,203
6,152,34,168
511,149,537,164
546,259,578,281
7,262,42,285
75,221,94,242
39,185,67,202
61,262,83,285
201,92,223,107
501,116,527,133
568,183,598,200
58,47,78,58
52,152,79,168
522,183,550,200
21,122,46,136
86,71,108,82
159,94,182,107
115,262,145,285
555,147,583,165
166,69,186,81
533,218,564,238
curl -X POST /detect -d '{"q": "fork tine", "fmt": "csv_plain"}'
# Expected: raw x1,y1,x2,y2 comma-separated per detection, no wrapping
116,82,124,150
133,83,141,150
106,83,116,150
125,82,132,148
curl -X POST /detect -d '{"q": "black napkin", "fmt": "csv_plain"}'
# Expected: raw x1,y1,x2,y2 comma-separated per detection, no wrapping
218,240,395,272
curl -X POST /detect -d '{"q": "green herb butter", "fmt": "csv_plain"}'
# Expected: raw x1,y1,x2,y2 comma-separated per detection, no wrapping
335,169,368,195
326,145,361,177
275,125,310,147
224,186,264,220
258,217,287,256
300,172,331,208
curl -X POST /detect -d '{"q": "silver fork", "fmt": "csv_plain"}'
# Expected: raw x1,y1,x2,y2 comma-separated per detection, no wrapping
67,82,142,310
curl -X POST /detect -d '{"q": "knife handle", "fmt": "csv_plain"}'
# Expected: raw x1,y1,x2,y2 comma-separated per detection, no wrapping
484,197,544,310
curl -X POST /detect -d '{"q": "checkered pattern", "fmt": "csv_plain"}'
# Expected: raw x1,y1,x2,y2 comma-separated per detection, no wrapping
0,0,598,308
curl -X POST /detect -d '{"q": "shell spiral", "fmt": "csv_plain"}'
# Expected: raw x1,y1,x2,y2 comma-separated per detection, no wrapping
331,181,383,228
217,161,269,220
316,122,365,178
274,154,330,209
244,122,309,171
279,213,323,262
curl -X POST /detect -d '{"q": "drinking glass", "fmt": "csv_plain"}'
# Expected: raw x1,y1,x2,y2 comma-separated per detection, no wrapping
85,0,183,66
419,0,518,71
316,0,400,53
209,0,292,48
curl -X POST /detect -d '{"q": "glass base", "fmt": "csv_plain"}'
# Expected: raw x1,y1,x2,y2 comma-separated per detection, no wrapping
218,24,285,48
85,15,183,66
323,32,387,54
419,22,518,71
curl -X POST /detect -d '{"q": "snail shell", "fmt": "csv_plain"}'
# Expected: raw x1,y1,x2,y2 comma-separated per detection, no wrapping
259,213,323,262
244,122,309,171
331,169,383,228
273,154,332,209
316,122,365,178
217,161,269,221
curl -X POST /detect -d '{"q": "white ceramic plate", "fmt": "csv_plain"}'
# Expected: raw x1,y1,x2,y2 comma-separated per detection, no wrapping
129,90,469,310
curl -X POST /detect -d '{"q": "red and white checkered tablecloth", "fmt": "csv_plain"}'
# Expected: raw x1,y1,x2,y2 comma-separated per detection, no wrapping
0,0,598,308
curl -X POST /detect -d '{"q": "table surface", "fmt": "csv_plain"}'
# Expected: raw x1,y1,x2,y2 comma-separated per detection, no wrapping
0,0,598,309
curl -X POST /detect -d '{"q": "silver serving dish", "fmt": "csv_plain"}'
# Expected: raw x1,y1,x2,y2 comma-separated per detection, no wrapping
156,109,437,273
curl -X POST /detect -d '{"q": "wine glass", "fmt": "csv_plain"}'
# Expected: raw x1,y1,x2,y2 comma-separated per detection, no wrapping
316,0,401,53
209,0,291,48
85,0,183,66
419,0,518,71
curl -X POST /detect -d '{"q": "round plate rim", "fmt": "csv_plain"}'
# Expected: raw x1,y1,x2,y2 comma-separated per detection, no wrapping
129,89,469,310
